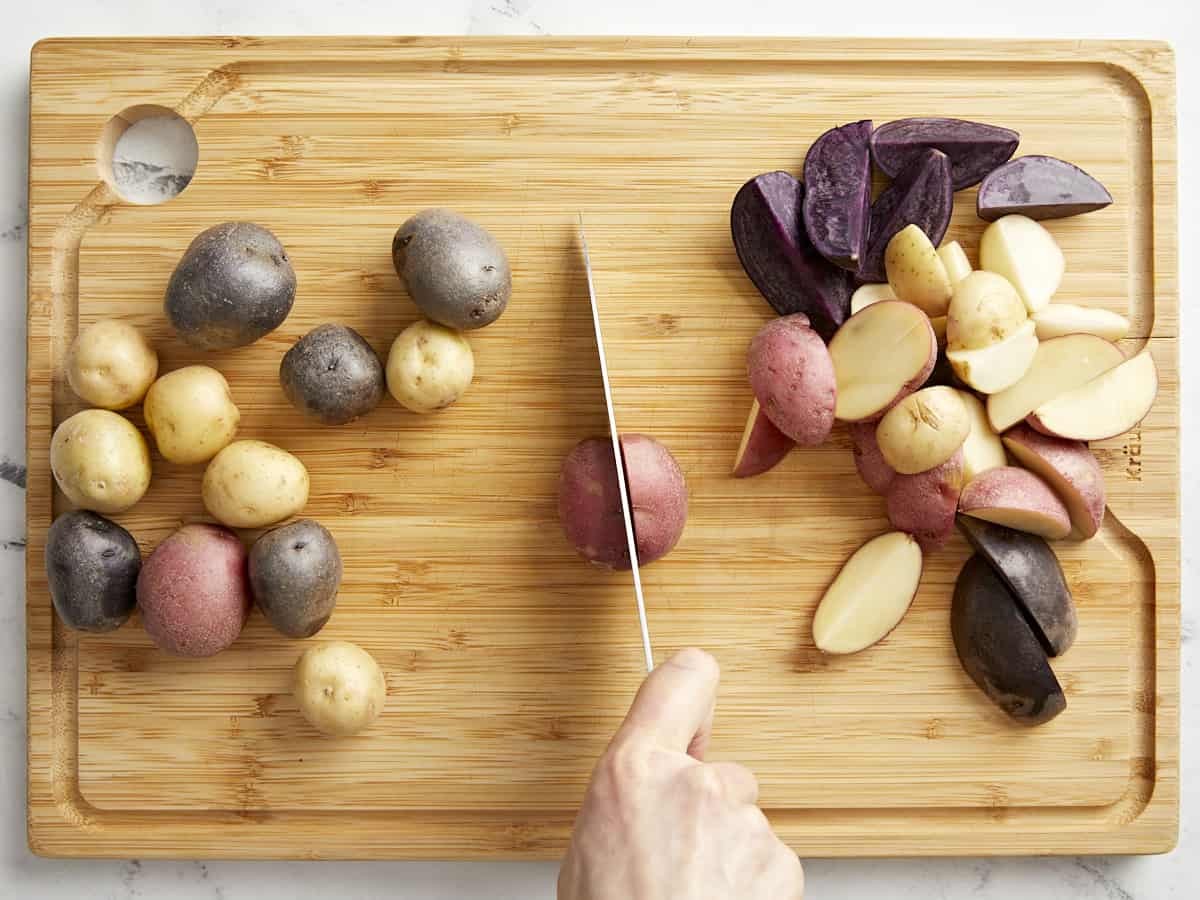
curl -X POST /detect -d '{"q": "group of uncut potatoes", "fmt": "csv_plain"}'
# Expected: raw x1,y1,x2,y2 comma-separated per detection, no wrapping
46,209,511,737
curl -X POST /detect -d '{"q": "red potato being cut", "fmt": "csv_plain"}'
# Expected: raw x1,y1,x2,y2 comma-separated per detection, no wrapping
829,301,936,422
732,399,794,478
958,466,1071,540
746,314,837,446
1002,423,1106,540
885,449,964,552
986,333,1125,433
1028,351,1158,442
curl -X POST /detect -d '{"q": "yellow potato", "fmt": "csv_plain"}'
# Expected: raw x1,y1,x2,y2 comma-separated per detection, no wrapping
946,271,1028,351
875,386,970,475
201,440,309,529
936,240,973,285
66,319,158,410
884,224,952,317
144,365,240,465
386,320,474,413
293,641,387,737
50,409,151,513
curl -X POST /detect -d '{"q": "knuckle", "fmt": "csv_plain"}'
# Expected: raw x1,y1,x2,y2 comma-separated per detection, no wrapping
598,733,653,791
685,764,728,802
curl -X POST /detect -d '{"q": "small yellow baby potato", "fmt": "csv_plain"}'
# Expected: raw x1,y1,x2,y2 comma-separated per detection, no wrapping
50,409,151,513
386,320,474,413
66,319,158,410
144,365,241,465
293,641,387,737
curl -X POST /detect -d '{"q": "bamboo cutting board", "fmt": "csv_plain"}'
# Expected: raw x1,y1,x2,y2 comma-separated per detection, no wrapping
27,37,1178,858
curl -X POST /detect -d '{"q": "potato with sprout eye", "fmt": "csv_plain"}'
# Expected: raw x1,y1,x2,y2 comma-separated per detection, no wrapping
386,320,474,413
293,641,387,737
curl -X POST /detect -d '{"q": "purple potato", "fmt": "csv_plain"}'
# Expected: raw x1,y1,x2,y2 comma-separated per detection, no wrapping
858,149,953,283
803,120,873,271
45,510,140,633
871,117,1019,191
730,171,852,341
952,554,1066,726
977,155,1113,221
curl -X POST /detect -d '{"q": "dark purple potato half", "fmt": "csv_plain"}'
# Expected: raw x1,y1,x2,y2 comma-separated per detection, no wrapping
870,117,1019,191
730,171,852,342
857,149,953,283
802,119,873,271
977,155,1113,221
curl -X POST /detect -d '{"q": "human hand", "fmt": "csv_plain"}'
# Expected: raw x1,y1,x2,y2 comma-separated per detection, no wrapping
558,648,804,900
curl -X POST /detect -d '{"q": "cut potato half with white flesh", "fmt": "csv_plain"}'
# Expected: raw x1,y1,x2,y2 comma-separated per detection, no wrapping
1002,424,1106,540
732,399,793,478
813,531,923,655
885,224,952,318
850,282,897,315
957,390,1007,484
937,240,972,285
958,466,1072,540
1033,303,1130,341
979,214,1064,314
830,301,936,422
947,319,1038,394
986,333,1124,432
876,386,970,475
1028,351,1158,441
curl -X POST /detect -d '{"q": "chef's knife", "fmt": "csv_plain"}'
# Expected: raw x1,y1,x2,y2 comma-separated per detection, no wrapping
578,215,654,673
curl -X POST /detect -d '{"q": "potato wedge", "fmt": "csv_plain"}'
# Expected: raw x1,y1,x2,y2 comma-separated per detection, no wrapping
979,214,1064,314
957,390,1006,484
947,320,1038,394
1027,351,1157,441
958,466,1071,540
850,282,897,314
1002,423,1105,540
885,224,953,317
732,399,793,478
830,301,937,422
813,531,923,654
1032,303,1130,341
937,240,972,285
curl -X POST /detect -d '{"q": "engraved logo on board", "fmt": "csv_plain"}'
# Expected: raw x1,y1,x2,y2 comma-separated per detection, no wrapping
1124,428,1143,482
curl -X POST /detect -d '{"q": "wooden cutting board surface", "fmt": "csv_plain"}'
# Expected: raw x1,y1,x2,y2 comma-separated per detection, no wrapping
26,37,1178,858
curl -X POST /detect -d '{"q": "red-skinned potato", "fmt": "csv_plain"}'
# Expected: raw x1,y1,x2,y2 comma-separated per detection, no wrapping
885,448,964,552
746,314,837,446
958,466,1071,540
732,399,793,478
559,434,687,569
848,421,897,495
1002,424,1106,540
829,301,936,422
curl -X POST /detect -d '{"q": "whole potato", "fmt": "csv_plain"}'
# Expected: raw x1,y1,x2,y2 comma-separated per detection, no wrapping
66,319,158,410
392,209,511,330
249,519,342,638
558,434,687,569
137,523,250,657
50,409,151,514
293,641,387,737
386,320,474,413
280,324,385,425
202,440,310,529
45,510,140,633
165,222,296,350
143,365,240,465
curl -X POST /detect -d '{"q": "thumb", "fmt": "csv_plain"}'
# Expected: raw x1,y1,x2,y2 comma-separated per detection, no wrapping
616,648,719,759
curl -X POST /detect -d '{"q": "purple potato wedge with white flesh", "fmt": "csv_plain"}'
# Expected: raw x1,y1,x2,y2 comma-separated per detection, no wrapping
730,171,853,341
858,149,953,283
956,515,1077,656
951,554,1066,726
803,119,873,271
977,155,1114,221
871,117,1019,191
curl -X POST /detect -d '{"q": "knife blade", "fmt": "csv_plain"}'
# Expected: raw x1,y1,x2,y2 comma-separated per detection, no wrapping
578,215,654,672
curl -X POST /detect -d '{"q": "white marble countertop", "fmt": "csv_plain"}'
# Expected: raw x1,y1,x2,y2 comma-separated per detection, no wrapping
2,1,1195,897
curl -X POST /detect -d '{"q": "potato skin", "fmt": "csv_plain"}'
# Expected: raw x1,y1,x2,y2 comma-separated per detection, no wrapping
558,434,688,569
136,524,250,657
847,421,897,495
50,409,152,514
165,222,296,350
885,448,963,552
746,313,836,446
293,641,387,736
45,510,140,633
144,365,240,465
392,209,511,330
202,440,310,529
875,386,969,475
947,271,1027,351
280,324,385,425
249,519,342,638
66,319,158,410
386,320,474,413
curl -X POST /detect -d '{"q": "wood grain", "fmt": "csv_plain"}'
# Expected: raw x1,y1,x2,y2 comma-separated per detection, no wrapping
27,37,1178,858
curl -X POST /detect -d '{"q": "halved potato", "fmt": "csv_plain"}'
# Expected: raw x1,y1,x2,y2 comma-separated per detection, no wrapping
947,319,1038,394
885,224,952,317
813,531,923,655
1033,303,1130,341
830,301,937,422
1027,351,1158,441
986,333,1124,432
1002,423,1106,540
958,466,1072,540
979,214,1064,314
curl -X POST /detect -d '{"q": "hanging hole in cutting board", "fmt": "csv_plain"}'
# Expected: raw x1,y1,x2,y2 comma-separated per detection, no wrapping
96,104,198,205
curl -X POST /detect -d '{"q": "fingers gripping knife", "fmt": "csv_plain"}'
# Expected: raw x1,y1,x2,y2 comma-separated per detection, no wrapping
578,215,654,672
